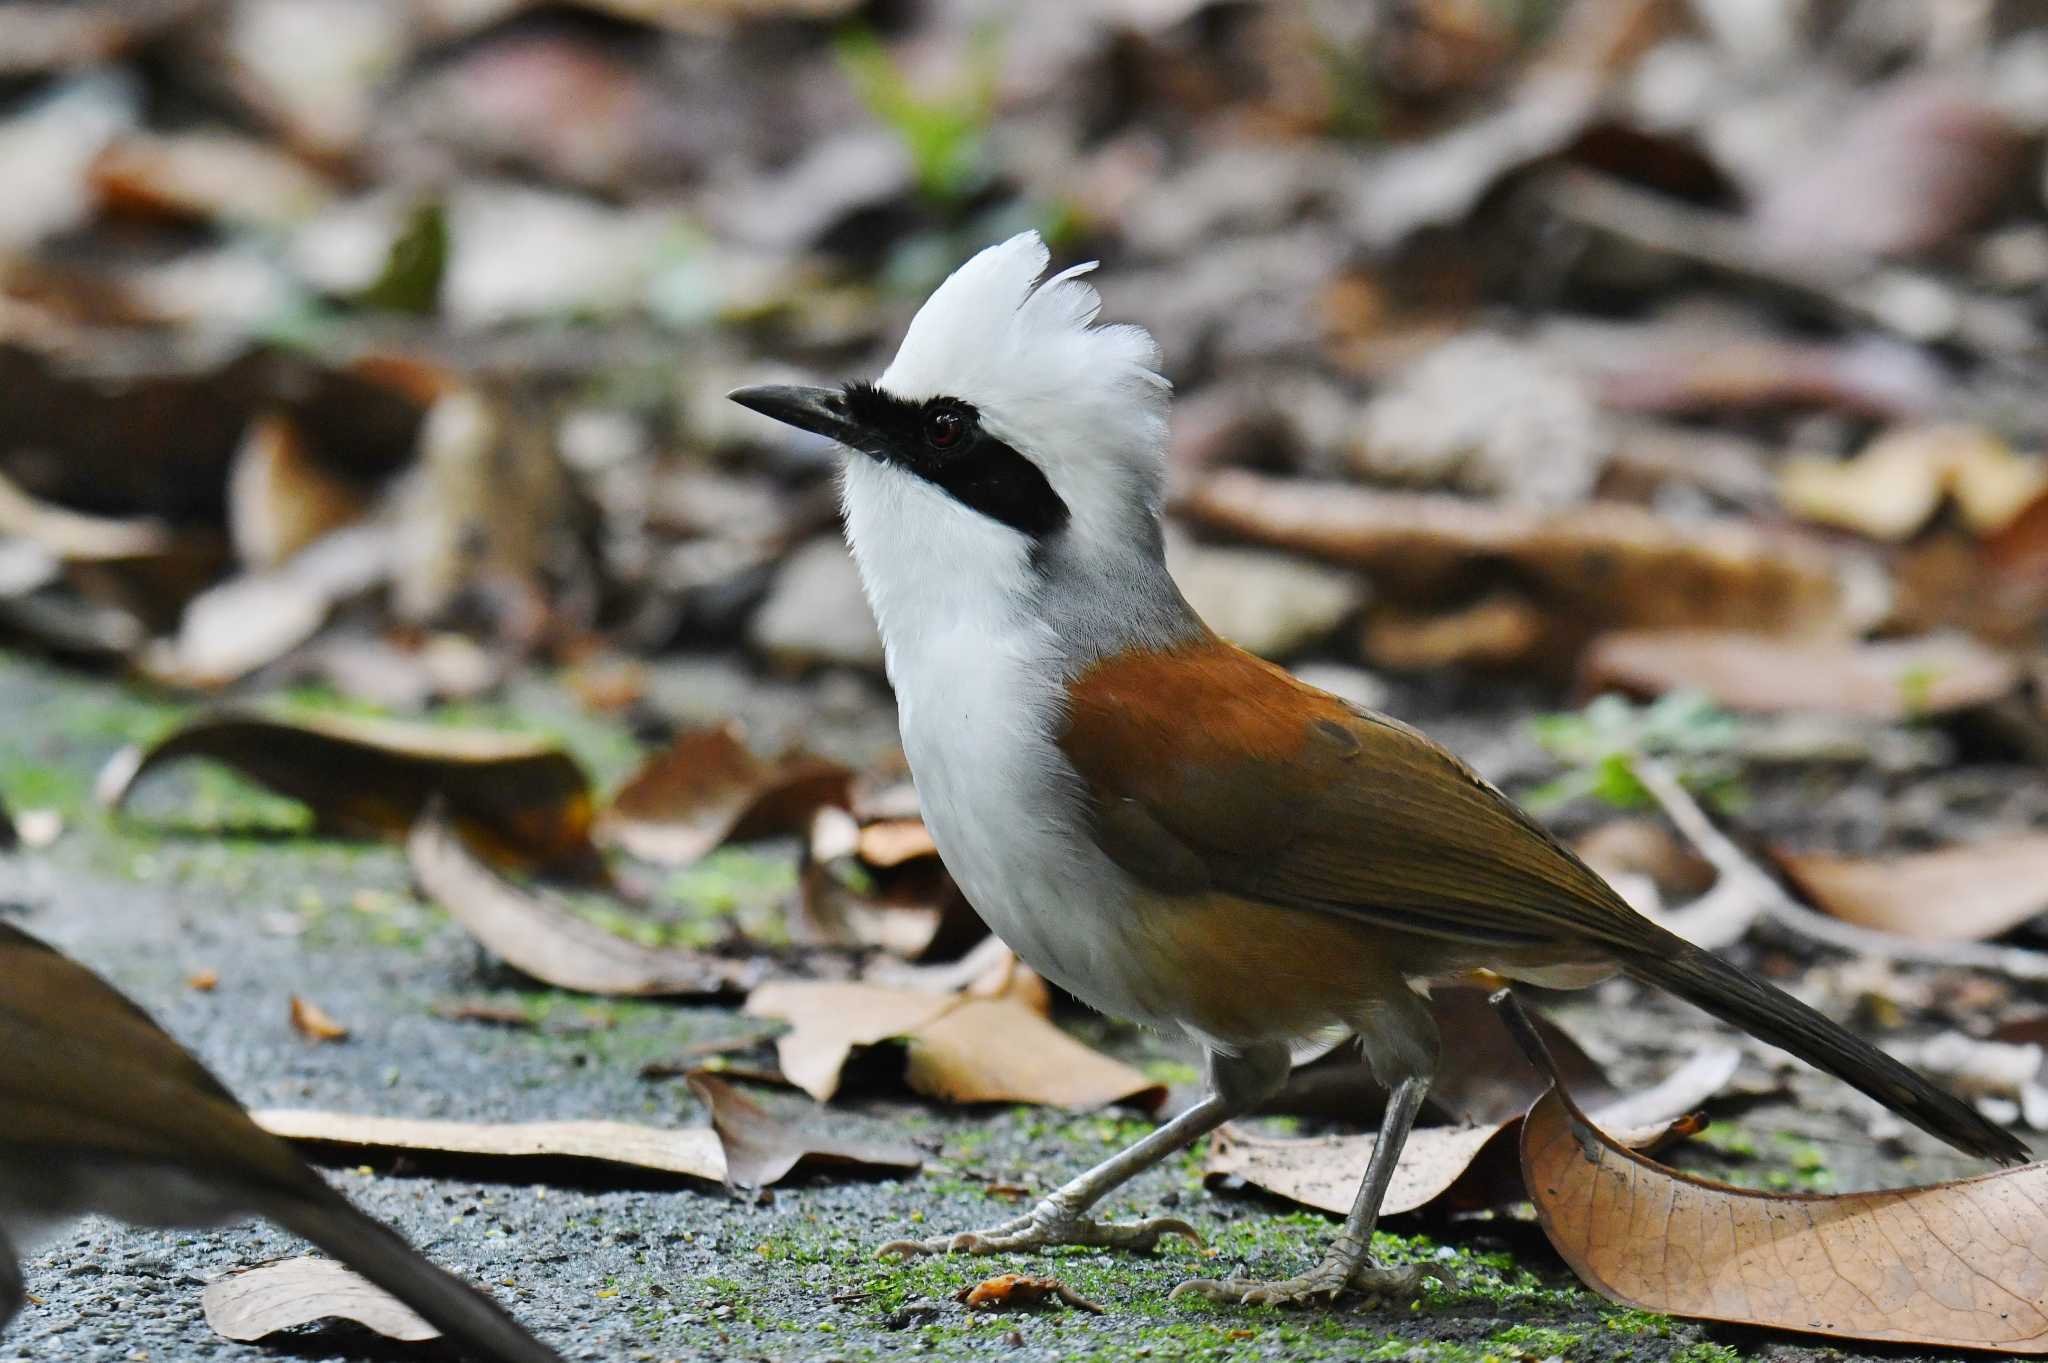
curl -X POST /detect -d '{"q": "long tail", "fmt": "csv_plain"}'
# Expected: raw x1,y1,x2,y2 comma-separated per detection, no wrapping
1624,931,2029,1166
275,1193,564,1363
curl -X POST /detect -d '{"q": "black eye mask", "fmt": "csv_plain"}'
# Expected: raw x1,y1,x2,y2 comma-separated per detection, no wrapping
841,382,1070,540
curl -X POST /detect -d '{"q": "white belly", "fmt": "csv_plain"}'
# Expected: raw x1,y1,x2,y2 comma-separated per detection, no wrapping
890,626,1164,1026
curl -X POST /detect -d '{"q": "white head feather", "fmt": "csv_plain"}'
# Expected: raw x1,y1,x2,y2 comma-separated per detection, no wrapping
873,231,1171,553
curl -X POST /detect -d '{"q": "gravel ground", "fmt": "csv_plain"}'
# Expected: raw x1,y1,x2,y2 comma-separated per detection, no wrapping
0,650,2017,1363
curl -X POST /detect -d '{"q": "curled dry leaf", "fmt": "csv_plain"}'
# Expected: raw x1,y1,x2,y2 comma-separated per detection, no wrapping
407,805,763,996
1179,472,1861,660
1775,835,2048,944
0,466,171,562
288,995,349,1043
100,710,603,879
685,1071,921,1189
794,806,961,960
1580,630,2019,719
744,980,1160,1112
955,1274,1105,1315
204,1257,436,1345
1514,1003,2048,1351
253,1110,727,1185
599,723,851,867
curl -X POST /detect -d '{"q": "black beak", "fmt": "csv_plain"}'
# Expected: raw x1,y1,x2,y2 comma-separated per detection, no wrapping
727,384,859,446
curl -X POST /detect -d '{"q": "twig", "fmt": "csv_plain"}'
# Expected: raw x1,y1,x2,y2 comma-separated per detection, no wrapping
1632,758,2048,984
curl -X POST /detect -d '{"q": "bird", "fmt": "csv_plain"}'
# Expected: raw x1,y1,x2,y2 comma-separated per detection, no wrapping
0,922,564,1362
728,231,2028,1307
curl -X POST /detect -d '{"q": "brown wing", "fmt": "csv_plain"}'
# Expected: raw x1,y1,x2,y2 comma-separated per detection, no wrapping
1058,636,1653,956
0,923,324,1199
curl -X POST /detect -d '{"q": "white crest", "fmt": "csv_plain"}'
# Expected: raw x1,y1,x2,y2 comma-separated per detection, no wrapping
876,231,1171,549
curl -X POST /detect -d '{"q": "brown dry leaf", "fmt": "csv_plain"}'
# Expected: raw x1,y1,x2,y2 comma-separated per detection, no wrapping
1779,425,2048,543
253,1110,726,1185
288,995,349,1043
187,969,219,992
1521,1046,2048,1350
1581,630,2019,719
599,724,851,867
99,710,602,879
743,981,1159,1111
685,1071,921,1189
407,805,762,996
955,1274,1105,1315
1180,472,1860,662
1776,836,2048,943
228,411,373,570
204,1257,437,1345
857,818,938,869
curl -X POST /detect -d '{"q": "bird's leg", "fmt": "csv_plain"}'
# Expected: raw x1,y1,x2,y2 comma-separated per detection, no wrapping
1173,1073,1438,1307
879,1043,1289,1259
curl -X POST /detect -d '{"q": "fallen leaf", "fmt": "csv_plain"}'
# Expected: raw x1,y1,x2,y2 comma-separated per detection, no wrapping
10,807,60,849
100,710,602,878
253,1110,726,1185
685,1071,921,1189
0,467,171,562
145,523,393,687
204,1257,436,1344
228,411,373,570
856,818,938,870
747,536,885,672
187,969,219,992
1519,1022,2048,1350
1779,425,2047,543
1581,630,2019,719
793,806,962,960
743,981,1159,1111
91,129,334,228
289,996,348,1043
1776,836,2048,943
904,998,1165,1112
1179,472,1863,664
1209,1037,1730,1218
744,982,955,1101
955,1274,1104,1315
599,724,851,867
1749,74,2023,265
407,805,762,996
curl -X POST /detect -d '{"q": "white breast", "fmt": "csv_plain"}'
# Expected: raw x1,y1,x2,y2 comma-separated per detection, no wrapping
840,457,1161,1023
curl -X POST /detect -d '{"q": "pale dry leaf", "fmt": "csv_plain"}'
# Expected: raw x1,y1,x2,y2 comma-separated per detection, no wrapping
1521,1067,2048,1350
1776,835,2048,943
1581,630,2019,719
903,998,1162,1112
407,806,761,996
1780,424,2048,542
685,1071,921,1189
1180,472,1862,654
743,981,955,1102
228,411,372,570
1210,1042,1729,1218
289,995,349,1043
204,1256,436,1344
0,467,170,562
599,723,850,867
253,1110,726,1184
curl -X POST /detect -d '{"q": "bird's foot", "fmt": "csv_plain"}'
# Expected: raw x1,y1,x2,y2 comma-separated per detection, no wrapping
877,1196,1200,1260
1170,1255,1436,1309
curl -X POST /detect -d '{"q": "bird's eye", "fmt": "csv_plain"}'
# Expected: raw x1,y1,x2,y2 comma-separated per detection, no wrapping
924,407,965,450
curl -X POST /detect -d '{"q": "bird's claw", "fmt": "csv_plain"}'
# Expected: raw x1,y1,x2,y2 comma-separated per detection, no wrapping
1171,1259,1435,1309
878,1203,1201,1260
